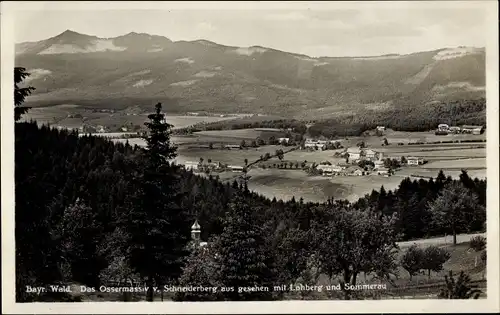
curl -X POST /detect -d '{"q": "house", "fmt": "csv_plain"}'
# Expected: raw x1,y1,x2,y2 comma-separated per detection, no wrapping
376,126,386,131
374,160,385,170
377,167,390,175
184,161,200,171
364,149,378,160
346,166,364,176
229,165,244,172
407,157,424,166
438,124,449,131
279,137,290,144
225,144,242,150
120,127,128,132
461,125,484,135
96,125,106,133
347,147,362,161
449,126,461,134
317,164,344,175
304,142,326,150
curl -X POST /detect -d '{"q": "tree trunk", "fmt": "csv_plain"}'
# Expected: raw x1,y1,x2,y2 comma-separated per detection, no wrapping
343,270,351,300
409,273,412,281
427,269,431,279
452,227,457,245
146,277,154,302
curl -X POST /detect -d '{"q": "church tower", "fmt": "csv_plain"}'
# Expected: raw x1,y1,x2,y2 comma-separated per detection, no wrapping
191,220,201,247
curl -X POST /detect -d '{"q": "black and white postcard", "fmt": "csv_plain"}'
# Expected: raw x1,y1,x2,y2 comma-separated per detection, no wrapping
1,1,499,313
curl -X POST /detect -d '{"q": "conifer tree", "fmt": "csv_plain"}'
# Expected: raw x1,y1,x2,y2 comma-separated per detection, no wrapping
14,67,35,121
123,103,190,301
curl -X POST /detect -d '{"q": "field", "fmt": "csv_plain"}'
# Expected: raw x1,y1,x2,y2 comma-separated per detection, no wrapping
23,104,237,131
109,128,486,203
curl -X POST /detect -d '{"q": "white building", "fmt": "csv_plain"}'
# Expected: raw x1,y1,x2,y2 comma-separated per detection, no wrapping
347,147,362,160
461,125,484,135
229,165,244,172
374,160,385,170
407,157,424,166
279,137,290,144
317,164,344,175
377,167,390,175
184,161,200,171
438,124,449,131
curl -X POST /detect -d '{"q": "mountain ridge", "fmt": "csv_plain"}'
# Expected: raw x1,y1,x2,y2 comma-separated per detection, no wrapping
15,30,486,119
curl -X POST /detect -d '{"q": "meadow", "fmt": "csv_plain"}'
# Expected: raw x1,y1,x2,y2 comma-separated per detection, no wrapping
108,128,486,203
23,104,237,130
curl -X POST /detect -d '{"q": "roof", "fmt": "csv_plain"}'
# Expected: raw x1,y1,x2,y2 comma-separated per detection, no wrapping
191,220,201,230
462,125,483,129
347,147,362,153
365,149,377,155
346,166,363,171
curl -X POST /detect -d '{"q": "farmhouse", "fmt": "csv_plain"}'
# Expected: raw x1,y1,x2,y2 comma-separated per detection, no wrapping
377,167,390,176
374,160,385,170
438,124,449,131
407,157,424,166
225,144,242,150
304,142,326,150
346,166,364,176
461,125,484,135
317,164,344,175
364,149,379,160
347,147,362,161
229,165,244,172
279,137,290,144
184,161,200,171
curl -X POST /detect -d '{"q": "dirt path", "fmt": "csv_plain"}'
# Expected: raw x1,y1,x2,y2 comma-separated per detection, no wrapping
398,232,485,248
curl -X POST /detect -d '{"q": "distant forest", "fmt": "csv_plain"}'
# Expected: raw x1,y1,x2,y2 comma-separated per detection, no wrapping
176,98,486,138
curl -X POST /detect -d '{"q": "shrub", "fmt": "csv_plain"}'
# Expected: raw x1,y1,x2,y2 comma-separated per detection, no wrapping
438,271,482,299
469,236,486,251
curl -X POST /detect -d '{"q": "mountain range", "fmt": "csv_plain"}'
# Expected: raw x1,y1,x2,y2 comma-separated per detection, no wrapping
15,30,486,119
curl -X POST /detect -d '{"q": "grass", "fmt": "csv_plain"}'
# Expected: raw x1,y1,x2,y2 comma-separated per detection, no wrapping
195,128,287,140
102,128,487,202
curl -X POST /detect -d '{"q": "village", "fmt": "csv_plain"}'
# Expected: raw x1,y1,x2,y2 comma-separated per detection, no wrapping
176,123,484,182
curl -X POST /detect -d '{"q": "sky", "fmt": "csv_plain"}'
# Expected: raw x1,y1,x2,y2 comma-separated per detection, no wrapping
12,2,489,57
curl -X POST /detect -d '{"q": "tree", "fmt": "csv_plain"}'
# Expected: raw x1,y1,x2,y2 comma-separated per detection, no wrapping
212,193,276,301
122,103,190,301
421,246,451,279
14,67,36,121
275,149,284,161
383,138,389,146
428,181,484,245
400,245,424,281
174,244,223,301
438,271,482,299
240,140,246,148
312,206,399,299
357,141,366,148
58,199,106,287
